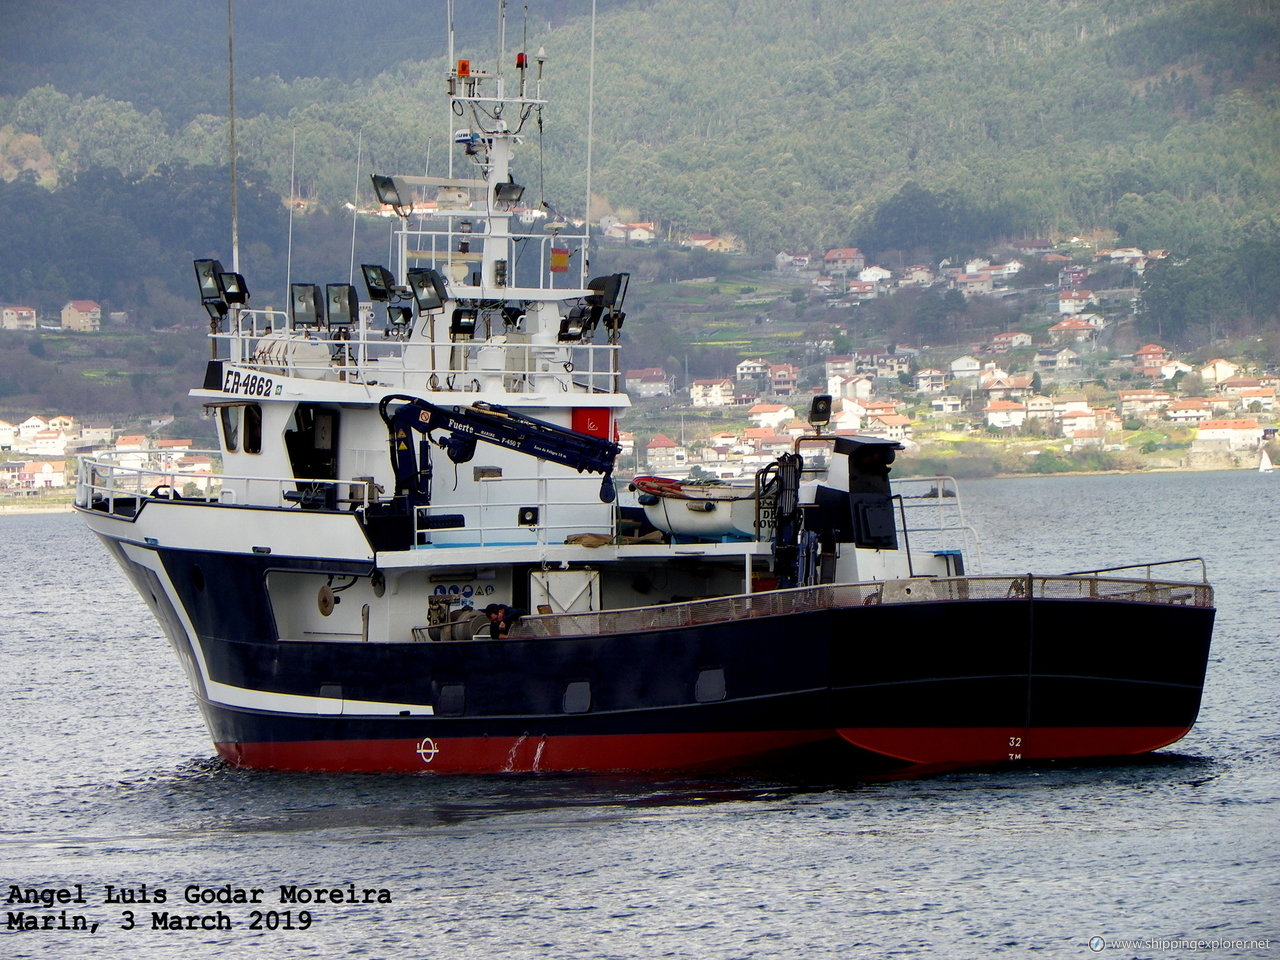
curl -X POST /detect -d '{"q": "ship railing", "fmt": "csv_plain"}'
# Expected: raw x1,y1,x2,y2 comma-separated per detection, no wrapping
412,475,616,548
512,572,1213,640
890,475,984,573
907,574,1213,608
76,451,618,542
1061,557,1210,584
76,451,381,514
210,313,619,395
77,451,224,511
397,225,593,292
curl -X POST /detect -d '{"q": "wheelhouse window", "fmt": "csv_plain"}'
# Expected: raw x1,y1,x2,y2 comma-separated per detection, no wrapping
219,406,239,452
285,404,338,479
213,402,261,454
244,404,263,454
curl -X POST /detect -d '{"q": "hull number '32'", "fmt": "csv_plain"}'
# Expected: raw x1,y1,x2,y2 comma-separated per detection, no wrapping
223,369,276,397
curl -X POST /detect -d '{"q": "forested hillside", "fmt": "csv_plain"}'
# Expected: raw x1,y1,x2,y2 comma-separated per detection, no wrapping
0,0,1277,338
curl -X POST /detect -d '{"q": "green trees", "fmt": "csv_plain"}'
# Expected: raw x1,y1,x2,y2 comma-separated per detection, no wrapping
0,0,1277,347
1140,219,1280,344
854,182,1025,257
0,161,287,315
3,0,1277,255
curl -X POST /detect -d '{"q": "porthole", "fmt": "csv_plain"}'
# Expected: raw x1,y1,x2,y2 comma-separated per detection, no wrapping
695,667,726,703
562,680,591,714
437,683,465,716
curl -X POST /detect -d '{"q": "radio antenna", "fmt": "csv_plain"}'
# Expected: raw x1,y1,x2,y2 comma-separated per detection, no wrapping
226,0,239,272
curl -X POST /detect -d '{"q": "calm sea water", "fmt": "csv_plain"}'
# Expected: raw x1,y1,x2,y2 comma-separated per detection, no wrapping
1,470,1276,959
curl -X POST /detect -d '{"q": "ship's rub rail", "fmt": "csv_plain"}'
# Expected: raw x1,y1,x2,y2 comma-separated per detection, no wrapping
511,573,1214,641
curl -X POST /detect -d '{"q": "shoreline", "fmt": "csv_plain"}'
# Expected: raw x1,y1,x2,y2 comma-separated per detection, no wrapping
896,463,1259,481
0,502,74,515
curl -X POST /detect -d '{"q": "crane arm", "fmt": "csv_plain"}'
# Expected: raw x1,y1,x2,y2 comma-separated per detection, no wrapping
378,395,621,507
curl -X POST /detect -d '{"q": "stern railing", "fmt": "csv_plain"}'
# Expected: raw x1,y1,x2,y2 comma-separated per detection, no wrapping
508,572,1213,641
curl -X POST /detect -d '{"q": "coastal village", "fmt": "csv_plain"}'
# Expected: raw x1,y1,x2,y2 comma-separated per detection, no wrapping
622,343,1276,481
0,414,211,499
2,240,1278,501
613,238,1278,480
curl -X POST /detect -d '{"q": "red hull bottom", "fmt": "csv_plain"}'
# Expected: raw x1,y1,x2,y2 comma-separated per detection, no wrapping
215,729,836,774
836,726,1194,765
214,725,1194,774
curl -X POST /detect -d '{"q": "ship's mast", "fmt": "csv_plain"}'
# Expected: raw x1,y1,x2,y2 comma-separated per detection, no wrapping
431,24,552,299
226,0,239,273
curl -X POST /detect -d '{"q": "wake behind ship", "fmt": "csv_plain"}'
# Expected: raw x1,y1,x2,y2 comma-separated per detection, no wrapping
76,27,1214,775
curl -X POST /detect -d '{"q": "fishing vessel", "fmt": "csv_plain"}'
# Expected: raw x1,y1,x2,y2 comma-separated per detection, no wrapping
75,30,1215,775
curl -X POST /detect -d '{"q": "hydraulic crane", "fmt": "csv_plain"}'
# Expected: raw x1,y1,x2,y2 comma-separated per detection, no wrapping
378,395,622,509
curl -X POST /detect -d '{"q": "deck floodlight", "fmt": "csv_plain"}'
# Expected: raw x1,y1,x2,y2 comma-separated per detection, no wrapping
290,283,325,327
406,267,448,314
495,180,525,204
361,263,396,302
603,308,626,337
587,272,630,338
219,272,250,305
587,272,627,309
203,299,228,321
326,283,359,327
194,258,226,302
371,174,409,215
388,306,413,329
580,303,603,339
449,308,477,340
558,305,589,342
809,394,832,427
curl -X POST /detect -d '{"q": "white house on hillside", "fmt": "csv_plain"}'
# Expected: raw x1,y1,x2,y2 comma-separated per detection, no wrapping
823,248,865,274
645,434,687,473
625,368,673,398
864,413,912,442
992,331,1032,350
1199,359,1240,385
914,369,947,394
689,378,737,408
747,403,796,431
984,401,1027,430
858,265,893,284
1195,418,1262,451
1,306,38,330
1057,290,1096,314
735,357,770,385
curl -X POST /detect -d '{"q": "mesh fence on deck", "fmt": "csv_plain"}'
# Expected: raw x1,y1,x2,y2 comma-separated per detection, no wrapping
512,574,1213,640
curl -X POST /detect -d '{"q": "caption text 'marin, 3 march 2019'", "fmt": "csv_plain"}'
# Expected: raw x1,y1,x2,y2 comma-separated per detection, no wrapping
6,882,394,935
